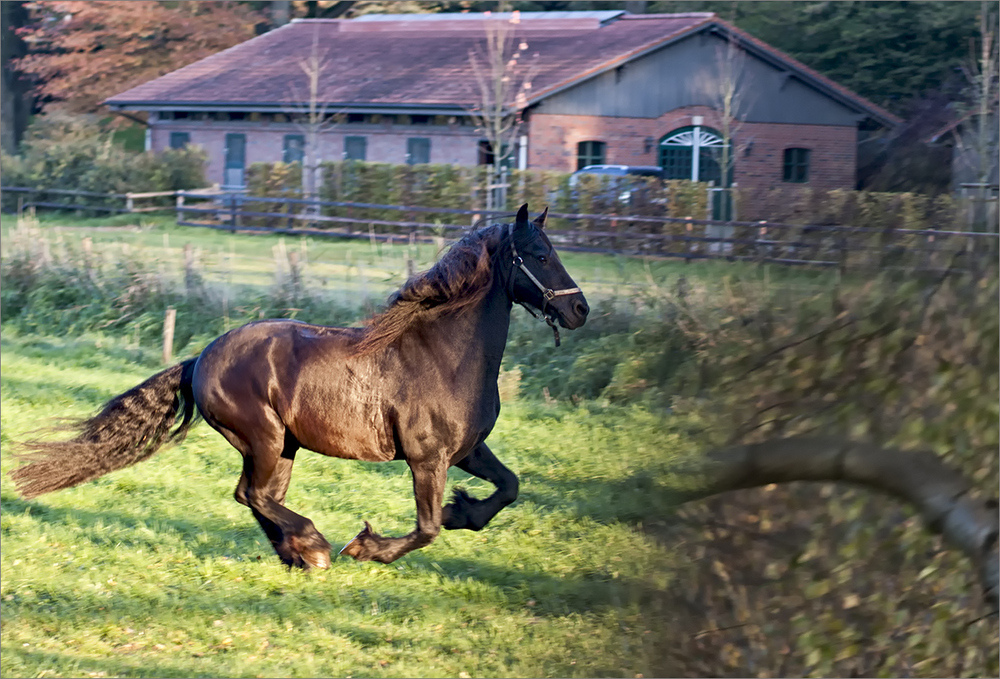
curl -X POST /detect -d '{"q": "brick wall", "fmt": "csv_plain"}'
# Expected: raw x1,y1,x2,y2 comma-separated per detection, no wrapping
151,118,483,186
526,106,857,193
151,107,858,195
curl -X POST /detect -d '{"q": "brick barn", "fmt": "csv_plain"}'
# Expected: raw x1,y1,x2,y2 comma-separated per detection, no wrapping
105,10,900,195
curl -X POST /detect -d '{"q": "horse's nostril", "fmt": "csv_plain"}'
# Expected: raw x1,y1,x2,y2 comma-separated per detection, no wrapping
573,300,589,318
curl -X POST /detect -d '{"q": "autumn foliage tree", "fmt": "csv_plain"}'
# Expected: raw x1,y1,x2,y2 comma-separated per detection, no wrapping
16,1,264,115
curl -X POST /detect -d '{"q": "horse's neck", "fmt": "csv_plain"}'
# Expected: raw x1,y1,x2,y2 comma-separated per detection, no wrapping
426,266,512,384
406,255,511,389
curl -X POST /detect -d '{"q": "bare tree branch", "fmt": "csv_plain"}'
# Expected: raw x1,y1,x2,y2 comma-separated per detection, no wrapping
285,26,342,202
466,4,539,205
678,437,999,612
699,27,755,190
951,0,999,231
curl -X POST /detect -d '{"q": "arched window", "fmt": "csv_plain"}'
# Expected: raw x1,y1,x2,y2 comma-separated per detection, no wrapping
658,126,731,185
783,148,810,183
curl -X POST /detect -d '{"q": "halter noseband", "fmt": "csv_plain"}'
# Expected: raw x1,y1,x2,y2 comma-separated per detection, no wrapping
505,222,581,346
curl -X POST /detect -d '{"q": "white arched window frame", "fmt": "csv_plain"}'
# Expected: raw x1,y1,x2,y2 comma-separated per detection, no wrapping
659,125,727,182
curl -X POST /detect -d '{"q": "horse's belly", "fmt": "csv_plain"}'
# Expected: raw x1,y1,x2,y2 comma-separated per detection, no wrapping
289,394,396,462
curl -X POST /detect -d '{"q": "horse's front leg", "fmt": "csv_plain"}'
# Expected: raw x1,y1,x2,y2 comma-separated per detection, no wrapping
442,442,519,531
340,456,448,563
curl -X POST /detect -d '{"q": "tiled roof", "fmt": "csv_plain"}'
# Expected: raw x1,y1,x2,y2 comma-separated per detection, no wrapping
105,11,898,127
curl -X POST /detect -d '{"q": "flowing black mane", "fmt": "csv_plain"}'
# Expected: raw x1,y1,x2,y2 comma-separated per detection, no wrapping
356,223,506,355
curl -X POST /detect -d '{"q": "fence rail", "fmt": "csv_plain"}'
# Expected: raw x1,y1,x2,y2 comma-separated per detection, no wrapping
3,186,996,273
172,190,997,273
1,186,212,215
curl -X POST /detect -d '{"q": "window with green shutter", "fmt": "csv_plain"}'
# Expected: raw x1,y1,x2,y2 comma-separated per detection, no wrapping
407,138,431,165
169,132,190,149
783,148,810,183
344,136,367,161
283,134,305,164
576,141,606,170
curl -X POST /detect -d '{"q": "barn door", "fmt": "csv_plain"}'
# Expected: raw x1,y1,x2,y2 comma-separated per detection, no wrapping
224,133,246,188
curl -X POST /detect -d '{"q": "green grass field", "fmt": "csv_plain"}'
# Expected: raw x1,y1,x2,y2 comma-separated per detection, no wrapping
15,212,977,678
1,212,837,309
0,214,724,677
0,329,702,678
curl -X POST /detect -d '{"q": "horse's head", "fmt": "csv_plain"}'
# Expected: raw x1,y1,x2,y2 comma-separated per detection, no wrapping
505,204,589,332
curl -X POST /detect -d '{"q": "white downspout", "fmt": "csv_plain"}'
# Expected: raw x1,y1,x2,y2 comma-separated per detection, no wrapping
518,134,528,170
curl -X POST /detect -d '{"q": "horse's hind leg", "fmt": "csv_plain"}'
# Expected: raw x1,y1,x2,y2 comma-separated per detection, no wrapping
222,426,331,570
442,443,519,531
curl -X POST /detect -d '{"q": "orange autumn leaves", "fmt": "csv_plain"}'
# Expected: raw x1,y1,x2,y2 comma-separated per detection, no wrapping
17,1,264,114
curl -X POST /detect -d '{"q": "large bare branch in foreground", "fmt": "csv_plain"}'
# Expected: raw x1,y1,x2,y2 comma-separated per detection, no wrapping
681,438,998,612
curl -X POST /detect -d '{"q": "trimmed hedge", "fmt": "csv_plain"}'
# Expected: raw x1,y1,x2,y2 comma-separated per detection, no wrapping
246,159,970,233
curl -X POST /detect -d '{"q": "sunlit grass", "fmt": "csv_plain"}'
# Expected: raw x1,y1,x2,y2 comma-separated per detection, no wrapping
1,212,839,311
1,332,700,678
0,212,859,677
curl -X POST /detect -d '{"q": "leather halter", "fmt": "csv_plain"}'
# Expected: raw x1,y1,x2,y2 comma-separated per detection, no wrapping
505,222,581,346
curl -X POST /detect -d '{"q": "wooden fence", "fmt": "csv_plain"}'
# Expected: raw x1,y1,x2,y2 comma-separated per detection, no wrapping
2,186,996,274
0,186,201,214
174,190,998,274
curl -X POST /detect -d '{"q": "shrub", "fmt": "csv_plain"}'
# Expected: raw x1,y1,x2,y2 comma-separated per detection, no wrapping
1,113,206,212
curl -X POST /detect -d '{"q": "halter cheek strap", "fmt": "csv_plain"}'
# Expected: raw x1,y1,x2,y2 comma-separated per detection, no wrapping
506,223,581,346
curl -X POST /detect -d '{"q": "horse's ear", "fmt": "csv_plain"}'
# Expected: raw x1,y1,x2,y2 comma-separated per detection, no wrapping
532,206,548,230
515,203,530,227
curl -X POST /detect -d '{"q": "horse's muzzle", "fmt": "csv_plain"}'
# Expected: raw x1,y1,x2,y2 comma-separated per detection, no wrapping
555,295,589,330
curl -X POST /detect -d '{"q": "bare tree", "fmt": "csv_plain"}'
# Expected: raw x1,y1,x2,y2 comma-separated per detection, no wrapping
467,5,538,210
952,0,999,232
286,27,339,205
711,29,752,202
697,25,754,247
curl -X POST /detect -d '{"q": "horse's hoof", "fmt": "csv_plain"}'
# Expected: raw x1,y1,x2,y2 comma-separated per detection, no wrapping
288,533,332,569
302,548,331,570
339,521,374,561
443,487,475,530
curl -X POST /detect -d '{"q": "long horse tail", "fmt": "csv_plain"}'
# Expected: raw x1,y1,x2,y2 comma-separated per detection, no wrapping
10,357,200,499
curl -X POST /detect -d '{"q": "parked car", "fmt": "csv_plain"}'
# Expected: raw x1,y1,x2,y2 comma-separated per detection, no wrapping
569,165,666,207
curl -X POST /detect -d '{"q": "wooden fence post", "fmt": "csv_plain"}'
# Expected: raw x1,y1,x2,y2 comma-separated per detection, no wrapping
274,239,287,288
162,307,176,364
81,237,93,272
287,250,301,301
684,219,693,261
183,243,196,295
175,192,184,223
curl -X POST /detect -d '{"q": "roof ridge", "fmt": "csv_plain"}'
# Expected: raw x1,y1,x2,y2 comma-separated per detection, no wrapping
622,12,716,19
350,10,625,20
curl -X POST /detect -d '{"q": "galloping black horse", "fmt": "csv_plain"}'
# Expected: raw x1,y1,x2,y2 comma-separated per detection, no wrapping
12,205,588,569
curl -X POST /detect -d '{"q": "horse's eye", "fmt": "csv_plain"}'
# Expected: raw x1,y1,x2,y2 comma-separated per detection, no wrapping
537,255,548,264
